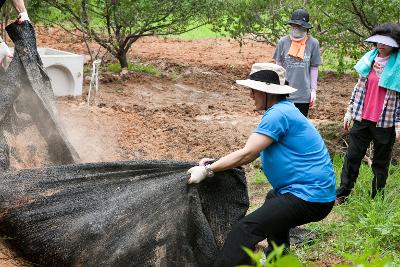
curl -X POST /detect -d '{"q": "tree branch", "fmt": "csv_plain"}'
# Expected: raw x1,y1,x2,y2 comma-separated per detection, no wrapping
321,10,364,38
350,0,373,31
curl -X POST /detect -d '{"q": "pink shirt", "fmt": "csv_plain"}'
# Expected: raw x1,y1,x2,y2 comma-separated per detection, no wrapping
362,68,386,122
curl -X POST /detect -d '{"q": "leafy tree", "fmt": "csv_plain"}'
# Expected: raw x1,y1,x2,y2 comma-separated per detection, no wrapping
210,0,305,46
29,0,224,68
213,0,400,47
309,0,400,43
211,0,400,73
308,0,400,67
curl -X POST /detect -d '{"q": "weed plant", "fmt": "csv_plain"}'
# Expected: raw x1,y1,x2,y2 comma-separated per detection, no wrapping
107,62,161,76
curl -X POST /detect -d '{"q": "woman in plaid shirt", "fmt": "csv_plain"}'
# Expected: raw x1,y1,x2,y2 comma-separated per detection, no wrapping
336,23,400,204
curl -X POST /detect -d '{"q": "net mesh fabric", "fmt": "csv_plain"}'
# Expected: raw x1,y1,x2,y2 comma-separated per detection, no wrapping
0,22,249,266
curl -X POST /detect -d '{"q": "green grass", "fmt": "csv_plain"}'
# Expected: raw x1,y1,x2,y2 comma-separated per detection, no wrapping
173,24,228,40
331,156,400,262
248,155,400,266
252,167,267,185
300,155,400,266
107,62,161,76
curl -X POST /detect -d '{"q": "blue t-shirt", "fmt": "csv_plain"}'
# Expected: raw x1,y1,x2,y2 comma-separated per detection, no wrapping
255,100,336,202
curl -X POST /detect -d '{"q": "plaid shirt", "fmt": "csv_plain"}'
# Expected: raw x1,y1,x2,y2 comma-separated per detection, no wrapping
347,76,400,135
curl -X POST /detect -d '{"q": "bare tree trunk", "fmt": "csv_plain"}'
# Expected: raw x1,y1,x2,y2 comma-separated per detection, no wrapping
117,49,128,69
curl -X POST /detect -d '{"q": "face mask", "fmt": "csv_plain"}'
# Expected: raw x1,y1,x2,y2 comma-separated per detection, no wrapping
290,26,307,40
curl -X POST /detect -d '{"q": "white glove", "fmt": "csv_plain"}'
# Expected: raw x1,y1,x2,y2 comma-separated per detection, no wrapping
343,111,352,131
17,11,30,24
0,42,13,62
187,166,208,184
309,90,317,108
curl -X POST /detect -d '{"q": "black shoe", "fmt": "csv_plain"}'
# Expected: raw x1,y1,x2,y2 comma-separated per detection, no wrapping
289,227,316,245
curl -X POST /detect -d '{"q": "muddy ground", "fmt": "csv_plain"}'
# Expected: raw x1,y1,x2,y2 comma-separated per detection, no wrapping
41,29,354,163
0,26,374,266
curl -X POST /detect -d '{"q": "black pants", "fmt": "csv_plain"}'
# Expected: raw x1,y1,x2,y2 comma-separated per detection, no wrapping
294,103,309,117
213,190,334,267
337,120,395,198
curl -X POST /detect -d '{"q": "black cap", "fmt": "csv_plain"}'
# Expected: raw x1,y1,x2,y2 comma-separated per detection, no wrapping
288,9,312,29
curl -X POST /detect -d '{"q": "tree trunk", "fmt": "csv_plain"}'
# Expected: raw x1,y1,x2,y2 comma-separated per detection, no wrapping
117,50,128,69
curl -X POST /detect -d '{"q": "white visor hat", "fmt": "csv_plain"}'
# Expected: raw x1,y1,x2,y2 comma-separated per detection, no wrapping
365,34,399,48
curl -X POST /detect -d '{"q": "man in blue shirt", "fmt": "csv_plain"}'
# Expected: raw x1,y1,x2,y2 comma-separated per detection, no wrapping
188,63,336,266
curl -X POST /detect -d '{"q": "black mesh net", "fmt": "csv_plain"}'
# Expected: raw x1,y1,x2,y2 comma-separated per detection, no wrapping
0,22,249,266
0,161,248,266
0,21,79,170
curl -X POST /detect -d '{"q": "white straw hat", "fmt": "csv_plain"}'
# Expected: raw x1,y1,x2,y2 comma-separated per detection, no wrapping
365,34,399,48
236,63,297,94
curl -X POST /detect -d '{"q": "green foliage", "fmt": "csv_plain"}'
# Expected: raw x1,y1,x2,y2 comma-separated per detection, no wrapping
335,250,394,267
128,63,161,76
221,244,393,267
28,0,226,68
240,243,302,267
320,47,360,75
209,0,400,73
308,0,400,47
176,24,227,40
334,160,400,254
210,0,304,45
251,168,267,185
28,0,399,73
297,156,400,265
107,63,121,73
107,62,160,76
307,0,400,73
